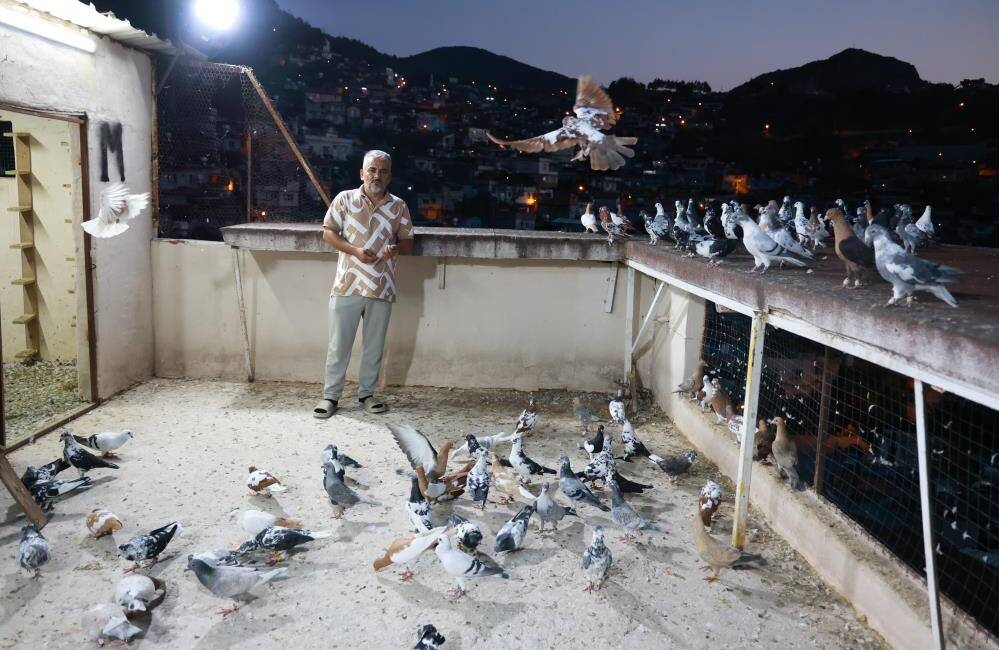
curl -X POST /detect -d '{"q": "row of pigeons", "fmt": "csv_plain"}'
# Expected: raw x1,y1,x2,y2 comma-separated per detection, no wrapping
581,195,962,308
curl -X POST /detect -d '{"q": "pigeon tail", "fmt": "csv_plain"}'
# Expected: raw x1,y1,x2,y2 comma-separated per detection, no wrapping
929,285,958,308
775,255,807,267
81,218,130,238
732,552,767,569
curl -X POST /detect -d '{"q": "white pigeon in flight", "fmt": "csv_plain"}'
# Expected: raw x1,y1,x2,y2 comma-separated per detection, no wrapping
487,76,637,171
82,182,150,238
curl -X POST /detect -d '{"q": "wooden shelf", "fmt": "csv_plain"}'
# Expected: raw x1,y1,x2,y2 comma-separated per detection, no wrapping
9,242,34,250
11,277,36,287
12,312,37,325
5,169,30,176
14,348,38,361
2,131,29,138
7,205,31,212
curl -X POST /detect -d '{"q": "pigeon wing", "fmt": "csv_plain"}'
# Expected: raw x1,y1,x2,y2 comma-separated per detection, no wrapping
387,424,438,475
486,127,579,154
573,76,616,127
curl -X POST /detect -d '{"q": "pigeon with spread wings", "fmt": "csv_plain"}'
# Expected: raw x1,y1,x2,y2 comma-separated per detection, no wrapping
82,182,150,238
486,76,637,171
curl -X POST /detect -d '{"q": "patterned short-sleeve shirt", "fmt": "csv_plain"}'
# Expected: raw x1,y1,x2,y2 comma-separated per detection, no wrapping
323,186,414,302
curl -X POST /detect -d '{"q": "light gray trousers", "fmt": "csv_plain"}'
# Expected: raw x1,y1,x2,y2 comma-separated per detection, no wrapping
323,295,393,401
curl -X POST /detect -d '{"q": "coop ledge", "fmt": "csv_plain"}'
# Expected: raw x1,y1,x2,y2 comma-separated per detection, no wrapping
220,222,999,401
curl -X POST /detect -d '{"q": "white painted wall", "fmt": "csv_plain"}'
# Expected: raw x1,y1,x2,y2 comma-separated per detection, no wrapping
151,240,661,392
0,5,155,397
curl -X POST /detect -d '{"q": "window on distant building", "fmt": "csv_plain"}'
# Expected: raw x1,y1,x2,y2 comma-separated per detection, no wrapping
0,121,15,176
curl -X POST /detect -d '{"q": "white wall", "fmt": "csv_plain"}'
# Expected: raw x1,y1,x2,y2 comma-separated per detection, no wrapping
151,240,661,392
0,6,155,397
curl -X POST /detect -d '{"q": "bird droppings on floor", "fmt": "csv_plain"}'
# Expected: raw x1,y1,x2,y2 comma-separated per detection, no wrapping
0,378,888,649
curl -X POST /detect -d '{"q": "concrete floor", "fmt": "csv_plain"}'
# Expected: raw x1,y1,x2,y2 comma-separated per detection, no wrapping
0,379,887,649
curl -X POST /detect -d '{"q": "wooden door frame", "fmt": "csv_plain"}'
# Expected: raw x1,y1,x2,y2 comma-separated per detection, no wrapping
0,102,99,448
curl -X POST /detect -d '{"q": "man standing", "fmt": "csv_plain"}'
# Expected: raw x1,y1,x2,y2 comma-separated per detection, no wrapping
313,150,413,418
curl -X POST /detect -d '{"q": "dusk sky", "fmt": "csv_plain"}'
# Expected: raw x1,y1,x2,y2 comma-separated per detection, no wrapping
274,0,999,90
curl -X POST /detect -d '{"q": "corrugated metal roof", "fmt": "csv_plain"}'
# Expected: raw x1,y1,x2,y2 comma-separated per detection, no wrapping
9,0,179,54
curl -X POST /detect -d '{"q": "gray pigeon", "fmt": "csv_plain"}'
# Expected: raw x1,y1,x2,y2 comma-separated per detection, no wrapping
466,450,491,509
736,215,807,272
494,504,535,553
573,397,604,431
186,556,287,616
323,458,381,517
321,443,363,469
558,453,609,512
644,203,671,245
534,480,577,532
581,526,612,592
607,474,662,539
648,450,697,478
864,224,961,307
434,532,508,600
18,525,49,577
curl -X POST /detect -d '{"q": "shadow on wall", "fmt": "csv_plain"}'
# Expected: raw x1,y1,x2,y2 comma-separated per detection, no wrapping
384,255,435,385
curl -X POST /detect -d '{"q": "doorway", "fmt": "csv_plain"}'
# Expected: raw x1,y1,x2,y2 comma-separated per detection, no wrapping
0,105,97,448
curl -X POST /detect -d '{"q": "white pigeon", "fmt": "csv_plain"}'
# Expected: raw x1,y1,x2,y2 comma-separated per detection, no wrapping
699,376,715,410
434,531,508,599
580,203,599,233
81,603,142,646
114,575,163,613
487,76,637,171
608,388,627,424
238,509,302,535
82,183,149,238
72,430,133,458
915,205,935,239
793,202,810,246
736,214,807,272
759,207,813,259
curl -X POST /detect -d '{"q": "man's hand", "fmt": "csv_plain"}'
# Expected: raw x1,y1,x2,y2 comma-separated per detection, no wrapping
381,244,399,260
353,246,377,264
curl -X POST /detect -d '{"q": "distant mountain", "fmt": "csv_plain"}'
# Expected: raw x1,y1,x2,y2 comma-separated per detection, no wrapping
393,46,572,91
729,48,931,95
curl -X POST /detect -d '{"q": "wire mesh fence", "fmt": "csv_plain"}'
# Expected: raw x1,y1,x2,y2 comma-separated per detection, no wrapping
156,61,327,240
697,299,999,642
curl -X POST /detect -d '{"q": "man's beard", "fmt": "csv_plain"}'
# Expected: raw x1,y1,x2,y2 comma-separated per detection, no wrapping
365,180,386,195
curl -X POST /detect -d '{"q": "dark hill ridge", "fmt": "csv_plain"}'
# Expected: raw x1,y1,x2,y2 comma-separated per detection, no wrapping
395,46,573,91
730,48,930,95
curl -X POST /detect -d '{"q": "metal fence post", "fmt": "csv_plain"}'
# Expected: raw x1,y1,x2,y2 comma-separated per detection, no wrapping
915,379,946,650
732,311,767,549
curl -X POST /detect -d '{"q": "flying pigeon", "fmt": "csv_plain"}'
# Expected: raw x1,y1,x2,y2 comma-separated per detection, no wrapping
82,182,150,238
770,417,804,490
699,481,723,527
412,624,446,650
691,508,765,582
237,525,332,563
186,556,288,616
826,208,875,288
119,521,181,570
864,223,961,307
515,395,539,434
388,424,453,492
18,525,49,577
323,458,381,517
580,203,599,233
72,430,133,458
533,480,577,532
581,526,612,592
558,452,609,512
81,603,143,645
735,214,807,272
648,450,697,478
238,510,302,535
407,475,433,532
573,397,604,432
608,388,627,424
607,473,661,540
60,431,119,477
114,574,165,613
247,466,287,495
509,433,555,477
446,513,484,553
466,450,491,509
320,443,363,469
494,503,535,553
86,508,123,539
486,76,637,171
434,531,508,600
372,525,448,581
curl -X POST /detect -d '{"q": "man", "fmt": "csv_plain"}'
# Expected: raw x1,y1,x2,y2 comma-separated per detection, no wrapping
313,150,414,418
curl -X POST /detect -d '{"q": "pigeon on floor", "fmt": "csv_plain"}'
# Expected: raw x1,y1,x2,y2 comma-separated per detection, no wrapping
467,450,491,509
387,424,454,494
620,420,651,461
321,443,363,469
486,76,637,172
18,525,49,577
247,466,287,495
237,526,331,563
238,510,303,535
81,603,143,645
491,451,540,503
494,504,535,553
114,574,164,613
407,475,433,532
577,433,614,484
607,473,661,540
691,508,766,582
582,526,612,592
412,624,446,650
699,481,723,527
581,425,605,458
434,532,508,600
191,548,247,567
372,525,448,582
648,450,697,479
509,433,555,477
86,508,123,539
119,522,181,570
446,513,484,553
60,431,119,477
558,453,609,512
29,476,92,511
186,556,288,616
573,397,604,432
534,480,577,532
72,430,133,458
458,432,516,458
20,458,70,487
515,395,539,434
864,223,962,307
323,458,382,518
771,417,804,490
608,388,627,424
82,182,150,238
